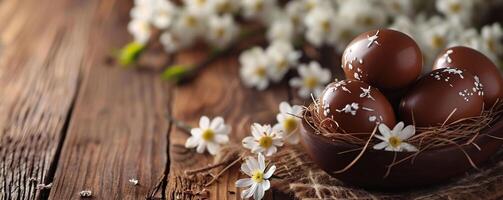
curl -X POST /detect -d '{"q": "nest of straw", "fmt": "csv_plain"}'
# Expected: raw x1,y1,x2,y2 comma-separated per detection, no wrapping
304,99,503,149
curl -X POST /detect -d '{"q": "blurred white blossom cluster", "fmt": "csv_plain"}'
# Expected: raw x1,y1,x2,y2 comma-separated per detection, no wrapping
127,0,503,98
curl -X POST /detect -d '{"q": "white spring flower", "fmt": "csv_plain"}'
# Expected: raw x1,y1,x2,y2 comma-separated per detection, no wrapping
265,41,300,82
389,15,415,37
131,0,156,21
239,47,271,90
267,18,295,43
206,14,239,48
177,9,206,37
241,0,277,21
436,0,474,23
285,0,306,33
151,0,178,29
185,116,231,155
481,23,503,57
338,0,387,33
160,30,192,53
302,0,334,12
373,122,418,152
236,153,276,200
128,19,151,44
208,0,240,14
184,0,213,15
304,7,338,47
382,0,414,17
289,61,331,98
242,123,284,156
273,102,303,144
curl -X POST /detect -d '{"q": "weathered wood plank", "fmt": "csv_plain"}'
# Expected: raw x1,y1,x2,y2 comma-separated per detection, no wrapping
165,47,290,200
0,0,99,199
48,0,171,199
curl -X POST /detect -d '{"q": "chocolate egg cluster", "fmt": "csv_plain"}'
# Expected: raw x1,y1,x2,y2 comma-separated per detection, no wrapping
315,29,503,138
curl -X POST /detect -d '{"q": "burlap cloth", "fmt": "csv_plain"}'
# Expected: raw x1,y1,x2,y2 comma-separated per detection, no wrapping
270,146,503,200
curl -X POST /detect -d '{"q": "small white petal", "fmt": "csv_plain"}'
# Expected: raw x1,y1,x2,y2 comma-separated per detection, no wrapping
236,178,254,188
399,125,415,140
241,183,257,199
190,128,202,137
214,134,229,144
373,141,388,150
378,123,391,138
254,183,265,200
241,163,252,176
206,142,220,155
264,165,276,179
265,146,277,156
401,143,419,152
210,117,224,130
258,153,265,171
185,136,199,148
279,102,291,113
261,180,271,191
199,116,210,129
392,122,405,135
196,142,206,153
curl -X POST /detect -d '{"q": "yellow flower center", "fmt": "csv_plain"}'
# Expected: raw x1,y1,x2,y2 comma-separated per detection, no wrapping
304,77,318,89
321,20,331,33
431,35,445,48
196,0,206,6
277,59,288,70
255,1,264,11
388,136,402,148
251,170,264,183
217,2,232,13
360,16,375,26
254,66,267,77
201,129,215,141
487,39,496,53
283,117,298,133
216,28,225,39
186,16,198,27
449,3,461,13
258,135,273,148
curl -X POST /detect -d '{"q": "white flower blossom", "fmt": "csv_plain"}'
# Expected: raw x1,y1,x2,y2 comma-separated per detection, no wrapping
131,0,156,21
173,9,206,40
302,0,333,11
151,0,178,29
184,0,213,15
480,23,503,58
241,0,278,23
338,0,387,33
160,26,194,53
436,0,474,24
373,122,418,152
285,0,306,33
242,123,284,156
382,0,414,17
239,47,271,90
128,19,151,44
304,7,338,47
236,153,276,200
185,116,231,155
289,61,331,98
265,41,301,82
273,102,303,144
206,14,239,48
267,18,295,43
208,0,240,14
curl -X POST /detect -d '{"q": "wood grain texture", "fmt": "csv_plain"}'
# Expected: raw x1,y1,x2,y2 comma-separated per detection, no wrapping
165,47,290,200
47,0,171,199
0,0,96,198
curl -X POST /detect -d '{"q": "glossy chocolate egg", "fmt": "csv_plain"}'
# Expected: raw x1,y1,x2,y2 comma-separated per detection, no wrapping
318,80,396,137
433,46,503,106
400,68,484,127
341,29,422,90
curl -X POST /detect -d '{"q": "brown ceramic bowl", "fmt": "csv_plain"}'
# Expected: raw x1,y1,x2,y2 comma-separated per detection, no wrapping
300,112,503,190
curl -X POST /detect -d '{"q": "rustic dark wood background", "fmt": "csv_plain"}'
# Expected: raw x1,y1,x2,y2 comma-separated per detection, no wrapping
0,0,335,199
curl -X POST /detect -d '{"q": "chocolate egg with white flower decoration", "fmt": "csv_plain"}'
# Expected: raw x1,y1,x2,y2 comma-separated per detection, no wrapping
400,68,484,127
341,29,422,90
432,46,503,107
318,80,396,138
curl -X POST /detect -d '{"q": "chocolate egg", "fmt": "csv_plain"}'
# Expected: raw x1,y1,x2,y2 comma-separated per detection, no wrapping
433,46,503,106
318,80,396,137
341,29,422,90
400,68,484,127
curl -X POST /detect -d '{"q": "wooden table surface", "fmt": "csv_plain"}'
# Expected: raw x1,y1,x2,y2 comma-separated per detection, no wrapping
0,0,335,199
